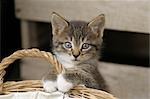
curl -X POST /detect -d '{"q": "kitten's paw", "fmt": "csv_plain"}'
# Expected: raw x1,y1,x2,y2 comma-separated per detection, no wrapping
57,74,74,93
43,80,57,93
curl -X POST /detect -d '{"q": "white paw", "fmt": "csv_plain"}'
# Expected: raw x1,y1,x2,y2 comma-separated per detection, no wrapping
57,74,73,93
43,80,57,93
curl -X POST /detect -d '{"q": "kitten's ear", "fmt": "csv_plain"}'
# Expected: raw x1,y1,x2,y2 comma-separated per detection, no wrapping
88,14,105,38
51,12,69,35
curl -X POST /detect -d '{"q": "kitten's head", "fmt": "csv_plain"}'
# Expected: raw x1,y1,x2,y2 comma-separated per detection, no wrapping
51,12,105,65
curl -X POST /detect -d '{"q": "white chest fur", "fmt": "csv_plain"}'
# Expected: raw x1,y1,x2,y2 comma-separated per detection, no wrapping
55,52,75,68
59,60,74,68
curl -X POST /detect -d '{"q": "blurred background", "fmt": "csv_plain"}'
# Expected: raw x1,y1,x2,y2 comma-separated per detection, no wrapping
0,0,149,99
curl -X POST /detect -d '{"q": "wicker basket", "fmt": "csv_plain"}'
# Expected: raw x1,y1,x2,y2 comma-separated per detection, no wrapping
0,48,117,99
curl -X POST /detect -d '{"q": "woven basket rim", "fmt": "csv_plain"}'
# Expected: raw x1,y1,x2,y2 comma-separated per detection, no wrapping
0,48,117,99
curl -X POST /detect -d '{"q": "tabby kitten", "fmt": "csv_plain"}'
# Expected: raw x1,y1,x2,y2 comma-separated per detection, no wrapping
42,12,109,93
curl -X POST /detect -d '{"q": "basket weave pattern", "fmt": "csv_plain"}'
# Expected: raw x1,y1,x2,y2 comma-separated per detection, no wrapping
0,48,117,99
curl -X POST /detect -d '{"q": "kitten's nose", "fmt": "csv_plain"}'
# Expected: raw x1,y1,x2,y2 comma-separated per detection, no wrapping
73,54,80,59
72,49,80,59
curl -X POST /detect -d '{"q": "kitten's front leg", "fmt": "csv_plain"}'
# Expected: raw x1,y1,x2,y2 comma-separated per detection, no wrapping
42,69,58,93
43,79,57,93
57,68,97,93
57,73,74,93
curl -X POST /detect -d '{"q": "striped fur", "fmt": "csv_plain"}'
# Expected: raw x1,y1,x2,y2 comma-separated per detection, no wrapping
42,12,109,93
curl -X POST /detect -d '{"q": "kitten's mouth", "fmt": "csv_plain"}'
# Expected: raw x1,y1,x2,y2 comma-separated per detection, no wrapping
73,58,79,61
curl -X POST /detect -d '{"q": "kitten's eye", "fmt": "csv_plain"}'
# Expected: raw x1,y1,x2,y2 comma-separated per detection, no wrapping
82,43,91,50
64,42,72,49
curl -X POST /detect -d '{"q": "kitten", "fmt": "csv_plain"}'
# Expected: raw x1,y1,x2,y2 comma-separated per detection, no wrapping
42,12,109,93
